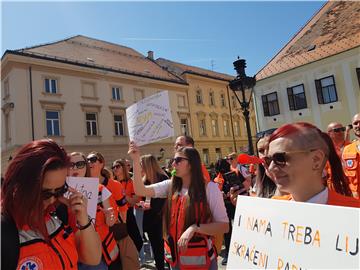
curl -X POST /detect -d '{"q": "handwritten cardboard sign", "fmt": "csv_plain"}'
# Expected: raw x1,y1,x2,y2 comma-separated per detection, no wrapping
126,91,174,146
227,196,359,270
66,177,99,220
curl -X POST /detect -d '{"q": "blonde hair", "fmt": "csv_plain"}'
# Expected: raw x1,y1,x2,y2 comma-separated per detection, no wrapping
140,154,167,184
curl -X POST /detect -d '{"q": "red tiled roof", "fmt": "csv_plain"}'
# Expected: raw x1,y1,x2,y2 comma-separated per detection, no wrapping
256,1,360,81
156,58,234,82
12,35,186,84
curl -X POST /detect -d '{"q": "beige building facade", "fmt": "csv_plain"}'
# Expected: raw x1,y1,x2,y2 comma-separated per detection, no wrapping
1,35,257,172
254,1,360,133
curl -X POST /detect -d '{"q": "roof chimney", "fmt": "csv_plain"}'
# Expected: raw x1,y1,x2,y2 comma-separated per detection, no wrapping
147,50,154,60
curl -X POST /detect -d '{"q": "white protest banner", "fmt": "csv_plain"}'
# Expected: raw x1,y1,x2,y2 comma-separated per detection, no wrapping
227,196,359,270
126,91,174,146
65,177,98,220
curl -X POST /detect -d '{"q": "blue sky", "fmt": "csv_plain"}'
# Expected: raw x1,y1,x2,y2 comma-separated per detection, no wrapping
1,1,325,76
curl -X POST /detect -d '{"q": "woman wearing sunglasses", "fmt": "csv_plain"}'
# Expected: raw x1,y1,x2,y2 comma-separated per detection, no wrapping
128,141,229,270
1,139,102,270
265,122,359,207
68,152,119,270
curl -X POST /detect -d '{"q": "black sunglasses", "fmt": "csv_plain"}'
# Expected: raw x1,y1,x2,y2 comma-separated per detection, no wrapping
41,183,69,200
69,161,86,170
226,157,234,161
331,127,346,133
172,157,189,164
87,156,98,163
112,164,121,170
263,150,314,167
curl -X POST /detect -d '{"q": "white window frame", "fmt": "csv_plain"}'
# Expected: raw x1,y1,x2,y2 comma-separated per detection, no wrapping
114,114,125,136
220,93,226,107
86,113,98,136
112,87,123,101
199,119,206,136
196,89,203,104
44,78,58,94
46,110,61,136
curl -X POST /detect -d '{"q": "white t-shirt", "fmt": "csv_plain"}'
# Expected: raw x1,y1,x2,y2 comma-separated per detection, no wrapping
151,180,228,223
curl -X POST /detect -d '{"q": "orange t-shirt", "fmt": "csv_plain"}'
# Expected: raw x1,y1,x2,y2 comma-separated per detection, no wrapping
201,163,210,183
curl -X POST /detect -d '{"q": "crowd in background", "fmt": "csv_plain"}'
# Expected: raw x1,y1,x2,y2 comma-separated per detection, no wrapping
1,112,359,270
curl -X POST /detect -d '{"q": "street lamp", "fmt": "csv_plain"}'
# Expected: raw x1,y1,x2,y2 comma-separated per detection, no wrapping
229,58,256,155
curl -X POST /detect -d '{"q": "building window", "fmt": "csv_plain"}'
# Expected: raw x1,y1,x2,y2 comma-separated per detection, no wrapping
315,76,338,104
356,68,360,88
203,149,209,166
196,89,203,104
178,95,186,107
4,112,10,142
44,78,57,94
134,89,144,102
112,87,123,101
114,114,124,136
180,118,189,135
209,92,215,106
199,119,206,136
211,119,219,136
262,92,280,116
215,148,222,161
234,120,240,136
46,111,60,136
86,113,98,136
220,93,226,107
287,84,307,110
224,120,230,136
232,95,237,108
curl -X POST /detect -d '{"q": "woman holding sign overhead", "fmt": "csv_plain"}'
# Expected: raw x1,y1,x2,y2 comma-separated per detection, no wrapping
264,122,359,207
1,139,101,270
128,141,229,270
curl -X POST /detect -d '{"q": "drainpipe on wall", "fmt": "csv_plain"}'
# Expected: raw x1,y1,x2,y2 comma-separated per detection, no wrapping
226,85,237,152
29,66,35,141
252,88,260,134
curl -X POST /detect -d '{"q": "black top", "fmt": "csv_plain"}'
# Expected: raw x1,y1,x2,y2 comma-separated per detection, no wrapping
142,173,168,231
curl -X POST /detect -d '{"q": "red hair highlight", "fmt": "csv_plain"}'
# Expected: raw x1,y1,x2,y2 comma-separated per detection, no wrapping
1,139,69,237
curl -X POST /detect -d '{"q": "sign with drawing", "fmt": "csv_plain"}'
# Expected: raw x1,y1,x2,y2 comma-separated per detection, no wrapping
66,177,99,220
227,196,359,270
126,91,174,146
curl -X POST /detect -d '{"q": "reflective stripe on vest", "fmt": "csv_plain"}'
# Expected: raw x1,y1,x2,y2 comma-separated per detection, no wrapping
180,255,206,266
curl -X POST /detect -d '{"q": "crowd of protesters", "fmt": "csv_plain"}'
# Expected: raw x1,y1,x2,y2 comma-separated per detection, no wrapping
1,112,360,270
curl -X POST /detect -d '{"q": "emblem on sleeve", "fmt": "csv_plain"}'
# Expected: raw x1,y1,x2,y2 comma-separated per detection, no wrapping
18,256,43,270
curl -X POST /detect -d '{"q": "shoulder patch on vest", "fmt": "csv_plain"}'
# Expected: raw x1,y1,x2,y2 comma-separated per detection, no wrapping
346,159,354,168
18,256,43,270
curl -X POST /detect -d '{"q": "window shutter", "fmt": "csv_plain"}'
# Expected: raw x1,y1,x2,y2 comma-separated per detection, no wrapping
287,88,295,110
262,95,269,116
315,79,324,104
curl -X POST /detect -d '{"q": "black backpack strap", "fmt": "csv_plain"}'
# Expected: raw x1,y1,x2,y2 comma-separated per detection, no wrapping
1,213,20,270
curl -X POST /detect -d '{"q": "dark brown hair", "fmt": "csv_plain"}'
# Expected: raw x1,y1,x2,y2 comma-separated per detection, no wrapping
163,147,211,236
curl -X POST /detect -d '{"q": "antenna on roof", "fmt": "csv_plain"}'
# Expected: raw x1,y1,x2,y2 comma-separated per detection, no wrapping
210,60,214,71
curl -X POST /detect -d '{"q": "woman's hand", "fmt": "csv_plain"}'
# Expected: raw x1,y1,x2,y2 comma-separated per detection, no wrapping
103,207,116,227
177,224,197,253
58,186,88,226
128,141,140,160
230,186,241,206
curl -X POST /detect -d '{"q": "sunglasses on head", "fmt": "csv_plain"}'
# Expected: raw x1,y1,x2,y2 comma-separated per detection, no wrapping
112,164,121,170
263,150,315,167
172,156,189,164
69,160,86,170
331,127,346,133
41,183,69,200
87,156,98,164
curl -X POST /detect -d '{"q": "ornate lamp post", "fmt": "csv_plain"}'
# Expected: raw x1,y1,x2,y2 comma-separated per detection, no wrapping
229,58,256,155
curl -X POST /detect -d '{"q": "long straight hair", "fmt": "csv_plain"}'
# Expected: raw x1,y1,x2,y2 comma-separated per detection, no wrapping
163,147,211,236
140,154,167,184
2,139,69,237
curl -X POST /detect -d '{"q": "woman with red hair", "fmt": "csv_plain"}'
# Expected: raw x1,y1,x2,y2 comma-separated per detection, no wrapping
1,139,102,270
265,122,359,207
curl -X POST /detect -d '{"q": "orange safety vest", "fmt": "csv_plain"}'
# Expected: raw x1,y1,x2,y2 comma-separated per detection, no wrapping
164,193,216,269
96,185,120,265
17,214,78,270
342,141,360,198
272,190,360,208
